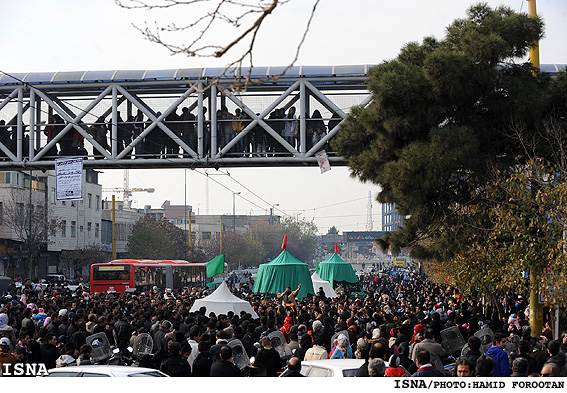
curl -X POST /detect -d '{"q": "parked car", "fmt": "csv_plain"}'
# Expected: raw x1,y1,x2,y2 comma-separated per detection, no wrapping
37,279,48,291
297,359,366,377
0,276,12,293
65,279,88,292
46,274,66,285
44,365,168,377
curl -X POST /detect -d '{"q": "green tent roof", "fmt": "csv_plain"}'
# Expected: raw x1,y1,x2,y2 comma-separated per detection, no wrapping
252,250,315,299
318,253,359,286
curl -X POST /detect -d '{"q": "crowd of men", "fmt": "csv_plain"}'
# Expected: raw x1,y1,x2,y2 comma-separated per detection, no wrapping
1,269,566,377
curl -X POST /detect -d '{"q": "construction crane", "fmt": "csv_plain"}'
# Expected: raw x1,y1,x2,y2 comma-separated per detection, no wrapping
102,169,155,208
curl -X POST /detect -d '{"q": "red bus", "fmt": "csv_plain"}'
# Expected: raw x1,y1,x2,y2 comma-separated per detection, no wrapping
90,259,208,293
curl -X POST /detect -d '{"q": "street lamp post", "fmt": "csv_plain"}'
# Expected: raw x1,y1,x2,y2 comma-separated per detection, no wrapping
270,203,279,225
233,191,241,233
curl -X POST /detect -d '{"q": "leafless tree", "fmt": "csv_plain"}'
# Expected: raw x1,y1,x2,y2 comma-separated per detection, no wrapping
2,187,60,278
59,245,111,279
115,0,320,90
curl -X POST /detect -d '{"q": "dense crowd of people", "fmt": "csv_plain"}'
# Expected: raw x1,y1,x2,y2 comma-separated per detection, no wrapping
1,268,566,377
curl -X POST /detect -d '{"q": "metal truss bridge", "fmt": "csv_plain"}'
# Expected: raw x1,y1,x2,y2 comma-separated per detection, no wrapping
0,65,376,170
0,63,564,171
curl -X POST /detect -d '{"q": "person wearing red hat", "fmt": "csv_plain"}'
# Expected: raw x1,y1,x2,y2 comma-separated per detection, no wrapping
280,316,293,342
411,324,424,344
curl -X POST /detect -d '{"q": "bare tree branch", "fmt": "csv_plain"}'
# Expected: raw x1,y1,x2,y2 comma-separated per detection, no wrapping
115,0,320,91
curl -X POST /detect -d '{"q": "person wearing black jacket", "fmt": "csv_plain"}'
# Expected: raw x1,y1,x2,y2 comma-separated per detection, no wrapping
69,322,88,348
319,318,334,353
114,312,133,352
160,341,191,377
281,357,304,377
515,340,539,375
356,340,388,377
209,330,229,361
46,314,60,337
192,341,214,377
399,341,417,374
209,346,242,377
241,324,257,358
545,340,567,375
40,333,60,370
255,336,282,377
26,328,42,364
452,336,482,376
294,334,312,361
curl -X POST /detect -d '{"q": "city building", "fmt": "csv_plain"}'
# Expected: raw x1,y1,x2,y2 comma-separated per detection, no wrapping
0,171,48,278
101,199,146,255
156,200,280,245
0,173,284,279
47,169,103,275
381,202,406,232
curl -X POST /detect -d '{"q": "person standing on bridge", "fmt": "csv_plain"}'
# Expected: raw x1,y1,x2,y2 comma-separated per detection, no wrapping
283,106,297,150
220,106,234,154
132,109,145,157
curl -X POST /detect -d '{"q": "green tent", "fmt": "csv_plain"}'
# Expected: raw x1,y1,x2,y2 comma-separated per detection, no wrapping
252,250,315,300
318,252,359,287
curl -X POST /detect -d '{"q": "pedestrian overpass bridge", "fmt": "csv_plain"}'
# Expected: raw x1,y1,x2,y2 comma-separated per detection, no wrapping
0,65,375,170
0,63,564,171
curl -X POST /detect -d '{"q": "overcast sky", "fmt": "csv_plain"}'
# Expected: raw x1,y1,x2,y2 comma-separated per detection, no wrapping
2,0,566,234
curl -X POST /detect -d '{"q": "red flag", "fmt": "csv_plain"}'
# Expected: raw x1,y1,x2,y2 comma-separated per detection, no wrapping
282,232,287,250
335,242,339,254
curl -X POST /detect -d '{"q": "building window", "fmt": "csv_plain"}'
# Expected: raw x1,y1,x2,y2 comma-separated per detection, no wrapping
87,222,92,237
71,221,76,238
51,188,56,204
15,203,24,225
80,225,84,234
95,223,99,238
61,220,67,237
50,219,56,236
202,231,211,240
88,193,92,208
96,195,100,210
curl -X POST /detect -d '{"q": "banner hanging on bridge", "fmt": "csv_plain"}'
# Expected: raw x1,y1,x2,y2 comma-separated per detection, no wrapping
315,150,331,174
55,157,83,201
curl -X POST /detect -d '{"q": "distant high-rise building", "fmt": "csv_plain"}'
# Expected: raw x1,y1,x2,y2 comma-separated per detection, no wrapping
381,203,405,232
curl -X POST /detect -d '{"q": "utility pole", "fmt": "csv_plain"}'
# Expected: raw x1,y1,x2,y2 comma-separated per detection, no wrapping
188,210,192,259
184,169,187,261
220,217,223,254
366,191,373,231
528,0,543,338
112,195,116,260
29,170,33,279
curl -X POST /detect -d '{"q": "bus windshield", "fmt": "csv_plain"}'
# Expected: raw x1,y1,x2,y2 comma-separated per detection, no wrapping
92,265,131,281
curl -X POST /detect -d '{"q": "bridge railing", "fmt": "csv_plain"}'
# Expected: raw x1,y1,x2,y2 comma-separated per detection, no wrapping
0,67,373,170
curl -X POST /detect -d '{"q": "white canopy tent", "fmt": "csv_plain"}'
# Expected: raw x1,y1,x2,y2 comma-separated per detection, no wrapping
190,281,259,319
311,272,338,298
